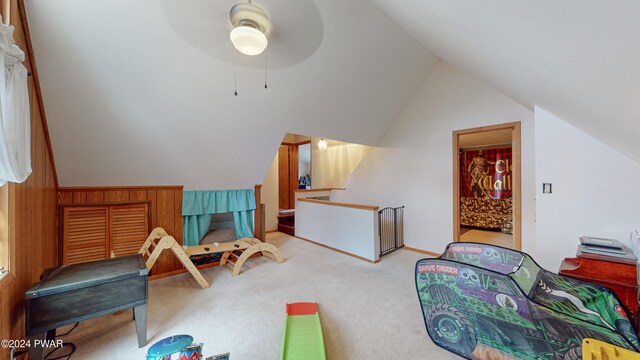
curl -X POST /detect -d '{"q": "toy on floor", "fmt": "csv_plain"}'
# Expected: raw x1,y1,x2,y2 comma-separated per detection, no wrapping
415,242,640,360
582,338,640,360
146,334,230,360
180,343,204,360
146,335,201,360
138,227,284,288
280,302,326,360
205,353,230,360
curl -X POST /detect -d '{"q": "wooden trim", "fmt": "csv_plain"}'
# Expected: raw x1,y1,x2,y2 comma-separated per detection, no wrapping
297,197,379,212
294,187,345,193
7,182,16,273
254,184,262,240
0,273,14,293
512,123,522,251
254,184,262,203
294,235,379,264
289,146,298,209
265,229,278,234
460,144,512,151
17,1,59,188
452,121,522,250
282,140,311,146
57,203,64,265
404,246,440,257
278,145,291,209
452,130,460,243
452,121,521,136
58,200,150,207
58,185,183,192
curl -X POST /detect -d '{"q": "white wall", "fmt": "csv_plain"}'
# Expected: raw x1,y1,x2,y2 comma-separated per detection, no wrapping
311,138,371,189
296,199,379,261
332,61,536,255
28,0,437,189
261,154,279,232
534,107,640,270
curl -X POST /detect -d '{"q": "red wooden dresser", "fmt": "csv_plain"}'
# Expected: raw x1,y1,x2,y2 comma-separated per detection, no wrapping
559,256,638,328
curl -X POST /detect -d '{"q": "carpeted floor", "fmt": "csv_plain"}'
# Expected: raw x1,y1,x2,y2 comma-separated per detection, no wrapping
52,232,458,359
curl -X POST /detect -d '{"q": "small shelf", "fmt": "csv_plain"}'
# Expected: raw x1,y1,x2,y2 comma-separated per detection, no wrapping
278,209,295,236
278,224,295,236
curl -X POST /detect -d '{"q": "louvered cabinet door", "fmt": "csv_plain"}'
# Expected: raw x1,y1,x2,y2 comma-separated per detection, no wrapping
110,203,149,257
63,206,109,264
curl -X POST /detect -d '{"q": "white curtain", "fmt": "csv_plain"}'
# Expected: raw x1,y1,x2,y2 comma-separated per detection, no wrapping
0,16,30,186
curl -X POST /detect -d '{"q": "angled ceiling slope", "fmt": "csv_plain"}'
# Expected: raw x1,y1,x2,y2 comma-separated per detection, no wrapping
372,0,640,162
25,0,438,189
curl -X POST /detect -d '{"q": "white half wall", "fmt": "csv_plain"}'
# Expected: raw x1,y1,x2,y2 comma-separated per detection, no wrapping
296,199,379,261
332,61,536,256
534,107,640,270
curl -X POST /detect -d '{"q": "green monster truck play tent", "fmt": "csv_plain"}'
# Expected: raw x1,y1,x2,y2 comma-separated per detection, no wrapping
415,242,640,360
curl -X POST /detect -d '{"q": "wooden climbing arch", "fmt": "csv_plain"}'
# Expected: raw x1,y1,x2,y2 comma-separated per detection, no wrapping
219,238,284,276
138,227,284,289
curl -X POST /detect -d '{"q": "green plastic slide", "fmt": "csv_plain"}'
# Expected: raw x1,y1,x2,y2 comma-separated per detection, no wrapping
280,302,326,360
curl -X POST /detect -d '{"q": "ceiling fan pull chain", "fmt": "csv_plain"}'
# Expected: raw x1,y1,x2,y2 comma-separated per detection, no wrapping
234,49,239,96
264,55,268,90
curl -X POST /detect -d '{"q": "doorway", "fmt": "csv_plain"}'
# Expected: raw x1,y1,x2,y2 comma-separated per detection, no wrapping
452,122,521,250
278,136,312,210
276,134,312,235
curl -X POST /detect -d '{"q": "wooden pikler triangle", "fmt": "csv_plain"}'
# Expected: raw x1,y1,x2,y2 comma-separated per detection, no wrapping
138,227,284,289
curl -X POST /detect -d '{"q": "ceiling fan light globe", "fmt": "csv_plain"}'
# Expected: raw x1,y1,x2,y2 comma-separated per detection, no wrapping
230,26,268,56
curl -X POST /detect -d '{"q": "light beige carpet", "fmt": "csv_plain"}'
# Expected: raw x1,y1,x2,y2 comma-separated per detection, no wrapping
53,232,457,359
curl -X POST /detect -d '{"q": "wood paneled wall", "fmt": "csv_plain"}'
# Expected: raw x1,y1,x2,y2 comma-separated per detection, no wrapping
0,1,58,358
254,184,264,241
58,186,184,276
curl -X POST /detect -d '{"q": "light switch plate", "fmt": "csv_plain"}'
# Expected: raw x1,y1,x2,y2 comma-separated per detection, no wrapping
543,183,552,194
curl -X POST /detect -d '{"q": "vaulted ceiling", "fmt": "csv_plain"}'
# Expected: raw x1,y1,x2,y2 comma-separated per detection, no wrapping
25,0,436,189
371,0,640,162
25,1,640,189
